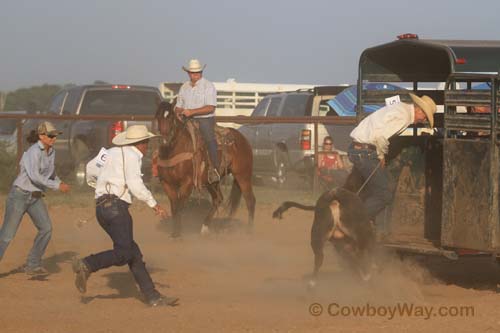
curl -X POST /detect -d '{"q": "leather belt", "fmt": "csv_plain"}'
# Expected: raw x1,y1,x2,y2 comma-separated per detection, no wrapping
96,194,130,207
96,194,119,205
15,186,44,198
352,142,376,150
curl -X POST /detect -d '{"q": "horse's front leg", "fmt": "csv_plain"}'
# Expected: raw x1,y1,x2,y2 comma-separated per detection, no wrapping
202,183,223,234
161,180,191,238
170,198,185,238
161,181,182,238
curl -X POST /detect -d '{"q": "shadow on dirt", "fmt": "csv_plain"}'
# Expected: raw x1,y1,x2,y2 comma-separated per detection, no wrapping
0,250,77,280
80,272,141,304
80,267,171,304
409,255,500,291
156,197,245,236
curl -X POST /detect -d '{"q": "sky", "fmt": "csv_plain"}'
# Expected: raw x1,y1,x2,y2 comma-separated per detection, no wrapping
1,0,499,92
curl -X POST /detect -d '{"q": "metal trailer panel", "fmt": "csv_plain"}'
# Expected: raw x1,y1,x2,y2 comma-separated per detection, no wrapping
381,136,444,244
441,139,492,250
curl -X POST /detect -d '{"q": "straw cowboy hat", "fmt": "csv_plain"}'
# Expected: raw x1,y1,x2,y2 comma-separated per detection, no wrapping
112,125,159,146
409,93,437,128
182,59,206,73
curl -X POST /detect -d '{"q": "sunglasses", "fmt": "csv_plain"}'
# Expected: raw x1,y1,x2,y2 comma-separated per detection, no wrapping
46,134,58,139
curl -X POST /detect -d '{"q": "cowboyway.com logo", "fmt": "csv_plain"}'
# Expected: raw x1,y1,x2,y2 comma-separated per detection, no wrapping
308,302,475,320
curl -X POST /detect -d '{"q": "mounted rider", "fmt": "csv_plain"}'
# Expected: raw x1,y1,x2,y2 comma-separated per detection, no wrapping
175,58,220,184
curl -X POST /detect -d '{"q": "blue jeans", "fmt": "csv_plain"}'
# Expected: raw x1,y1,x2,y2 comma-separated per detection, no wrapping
195,117,218,168
0,186,52,268
83,197,159,301
348,144,393,221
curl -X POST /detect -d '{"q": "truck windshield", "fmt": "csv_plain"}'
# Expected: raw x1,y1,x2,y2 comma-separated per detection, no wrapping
79,90,160,115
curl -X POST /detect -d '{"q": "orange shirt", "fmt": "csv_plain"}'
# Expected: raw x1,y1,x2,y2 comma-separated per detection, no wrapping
318,152,342,170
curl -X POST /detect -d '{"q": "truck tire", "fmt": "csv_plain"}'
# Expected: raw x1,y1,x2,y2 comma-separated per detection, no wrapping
71,139,90,187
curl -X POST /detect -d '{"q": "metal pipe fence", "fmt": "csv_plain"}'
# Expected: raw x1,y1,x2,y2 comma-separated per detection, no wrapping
0,113,356,193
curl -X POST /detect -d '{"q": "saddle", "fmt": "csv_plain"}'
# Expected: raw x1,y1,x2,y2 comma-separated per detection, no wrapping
155,120,235,190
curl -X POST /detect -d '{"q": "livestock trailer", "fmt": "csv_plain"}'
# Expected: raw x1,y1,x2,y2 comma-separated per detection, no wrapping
357,34,500,260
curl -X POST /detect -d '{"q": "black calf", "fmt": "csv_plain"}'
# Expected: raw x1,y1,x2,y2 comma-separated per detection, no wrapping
272,187,375,285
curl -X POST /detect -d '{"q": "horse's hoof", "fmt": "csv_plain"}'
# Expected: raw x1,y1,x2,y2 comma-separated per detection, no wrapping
200,225,210,235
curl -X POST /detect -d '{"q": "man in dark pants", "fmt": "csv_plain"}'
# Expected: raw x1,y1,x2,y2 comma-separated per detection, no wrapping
348,93,437,224
175,58,220,184
72,125,178,307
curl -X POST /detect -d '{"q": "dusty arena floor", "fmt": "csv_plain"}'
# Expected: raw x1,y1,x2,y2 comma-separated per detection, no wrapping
0,188,500,333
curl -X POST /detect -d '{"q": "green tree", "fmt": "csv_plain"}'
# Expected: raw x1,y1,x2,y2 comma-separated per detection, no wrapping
0,142,17,192
4,84,63,112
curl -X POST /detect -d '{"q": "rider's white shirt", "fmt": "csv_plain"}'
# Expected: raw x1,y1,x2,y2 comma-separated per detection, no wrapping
176,77,217,119
95,146,157,208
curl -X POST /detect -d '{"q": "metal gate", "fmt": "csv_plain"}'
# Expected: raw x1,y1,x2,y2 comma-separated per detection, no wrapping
441,74,500,251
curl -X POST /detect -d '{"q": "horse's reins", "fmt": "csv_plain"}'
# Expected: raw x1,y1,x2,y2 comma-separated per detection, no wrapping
160,112,188,146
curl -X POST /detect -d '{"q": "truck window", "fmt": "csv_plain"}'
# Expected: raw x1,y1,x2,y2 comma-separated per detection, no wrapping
79,90,160,115
251,98,270,116
320,101,337,116
280,94,309,117
62,89,82,115
0,119,17,135
266,97,282,117
48,91,67,114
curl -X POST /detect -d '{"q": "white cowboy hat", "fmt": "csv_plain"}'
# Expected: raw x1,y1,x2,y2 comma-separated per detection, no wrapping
112,125,159,146
182,59,206,73
409,93,437,128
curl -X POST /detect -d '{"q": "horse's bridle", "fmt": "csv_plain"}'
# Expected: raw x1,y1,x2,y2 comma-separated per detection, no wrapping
161,110,188,147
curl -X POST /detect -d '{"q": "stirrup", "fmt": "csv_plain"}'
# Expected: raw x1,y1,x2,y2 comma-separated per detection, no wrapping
208,168,220,184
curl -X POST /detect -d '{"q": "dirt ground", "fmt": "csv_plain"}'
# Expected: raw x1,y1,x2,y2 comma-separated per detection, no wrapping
1,191,500,333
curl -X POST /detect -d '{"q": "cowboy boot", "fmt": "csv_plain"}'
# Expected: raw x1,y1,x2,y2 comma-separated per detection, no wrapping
72,257,91,293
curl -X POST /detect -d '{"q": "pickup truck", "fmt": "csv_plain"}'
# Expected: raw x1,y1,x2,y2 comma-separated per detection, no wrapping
237,86,355,187
0,110,28,154
23,84,162,185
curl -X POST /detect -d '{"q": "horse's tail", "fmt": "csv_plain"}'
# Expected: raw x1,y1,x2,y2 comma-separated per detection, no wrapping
272,201,315,219
226,179,242,217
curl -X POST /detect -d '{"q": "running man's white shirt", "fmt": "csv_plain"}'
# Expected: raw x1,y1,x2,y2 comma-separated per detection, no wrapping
95,146,157,208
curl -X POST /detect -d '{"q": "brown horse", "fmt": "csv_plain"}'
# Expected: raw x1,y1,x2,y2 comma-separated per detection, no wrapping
155,101,255,237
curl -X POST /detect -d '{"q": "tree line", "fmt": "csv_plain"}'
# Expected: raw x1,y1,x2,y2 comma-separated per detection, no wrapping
0,84,64,112
0,81,109,113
